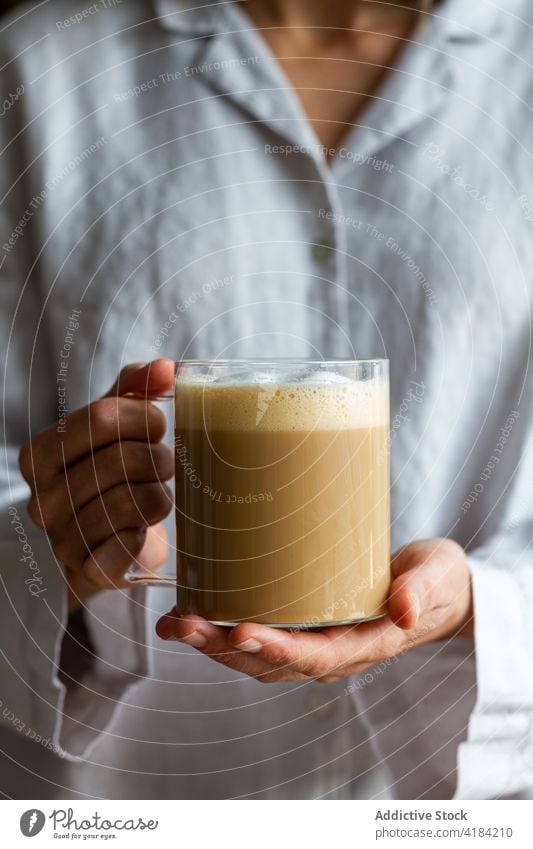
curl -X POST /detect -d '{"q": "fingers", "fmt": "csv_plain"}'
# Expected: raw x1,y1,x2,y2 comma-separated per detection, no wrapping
105,359,175,399
156,611,219,647
20,397,167,487
20,359,174,488
229,622,368,678
391,538,437,577
49,481,172,569
79,527,148,589
65,523,168,610
82,523,168,589
155,540,472,683
227,616,408,679
155,611,310,682
19,360,175,604
156,610,400,681
388,539,465,631
387,579,421,631
28,441,174,529
69,441,174,510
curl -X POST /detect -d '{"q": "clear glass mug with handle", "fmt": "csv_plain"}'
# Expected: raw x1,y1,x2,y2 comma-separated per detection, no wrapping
125,358,390,629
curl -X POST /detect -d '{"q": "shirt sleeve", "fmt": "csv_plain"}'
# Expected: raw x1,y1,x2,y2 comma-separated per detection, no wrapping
1,501,151,760
455,365,533,799
0,46,151,761
456,517,533,799
350,398,533,801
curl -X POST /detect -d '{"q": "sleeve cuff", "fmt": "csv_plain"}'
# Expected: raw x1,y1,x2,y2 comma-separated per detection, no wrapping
58,582,150,757
0,530,150,761
0,537,67,756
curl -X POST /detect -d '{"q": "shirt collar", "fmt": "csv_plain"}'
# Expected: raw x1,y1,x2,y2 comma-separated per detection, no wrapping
154,0,240,35
153,0,506,40
436,0,508,42
151,0,509,170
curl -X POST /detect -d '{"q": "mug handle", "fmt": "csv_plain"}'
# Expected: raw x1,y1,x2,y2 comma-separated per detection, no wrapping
122,390,177,586
123,569,178,587
123,392,175,402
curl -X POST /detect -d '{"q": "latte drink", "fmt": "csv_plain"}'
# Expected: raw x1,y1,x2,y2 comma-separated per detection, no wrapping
175,361,390,627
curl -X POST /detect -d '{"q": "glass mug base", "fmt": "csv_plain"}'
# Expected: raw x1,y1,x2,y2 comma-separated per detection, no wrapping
123,569,389,628
206,611,388,630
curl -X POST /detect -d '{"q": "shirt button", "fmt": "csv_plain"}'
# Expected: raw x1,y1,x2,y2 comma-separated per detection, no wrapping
312,241,334,261
307,688,340,719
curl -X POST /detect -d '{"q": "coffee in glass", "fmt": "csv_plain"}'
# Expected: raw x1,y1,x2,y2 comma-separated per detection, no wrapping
173,359,390,628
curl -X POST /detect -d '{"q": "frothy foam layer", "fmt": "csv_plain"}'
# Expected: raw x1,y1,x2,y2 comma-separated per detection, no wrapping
175,377,388,431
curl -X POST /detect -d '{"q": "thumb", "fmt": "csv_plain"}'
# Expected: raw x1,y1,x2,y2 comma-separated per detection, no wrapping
387,571,422,631
104,358,175,399
387,541,442,631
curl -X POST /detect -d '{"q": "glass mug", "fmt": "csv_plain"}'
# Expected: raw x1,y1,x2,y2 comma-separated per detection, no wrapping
126,359,390,628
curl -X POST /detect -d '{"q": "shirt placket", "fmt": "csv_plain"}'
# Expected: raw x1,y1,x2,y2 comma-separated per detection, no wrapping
172,6,350,355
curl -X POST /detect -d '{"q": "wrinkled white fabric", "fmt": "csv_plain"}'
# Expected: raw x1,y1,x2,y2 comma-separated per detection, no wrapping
0,0,532,799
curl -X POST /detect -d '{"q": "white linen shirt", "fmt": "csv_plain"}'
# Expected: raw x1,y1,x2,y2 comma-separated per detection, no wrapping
0,0,532,800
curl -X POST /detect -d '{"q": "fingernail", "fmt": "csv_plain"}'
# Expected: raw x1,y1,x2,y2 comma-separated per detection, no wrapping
235,638,263,653
178,631,207,649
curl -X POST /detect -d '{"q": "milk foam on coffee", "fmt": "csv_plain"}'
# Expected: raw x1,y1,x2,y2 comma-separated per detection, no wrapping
175,370,389,431
175,367,390,627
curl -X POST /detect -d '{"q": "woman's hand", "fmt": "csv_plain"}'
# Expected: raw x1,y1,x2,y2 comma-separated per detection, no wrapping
20,359,175,612
156,538,473,683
